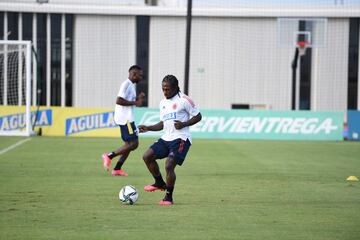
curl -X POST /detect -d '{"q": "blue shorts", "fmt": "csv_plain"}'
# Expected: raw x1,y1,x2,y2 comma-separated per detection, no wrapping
119,121,138,142
150,138,191,166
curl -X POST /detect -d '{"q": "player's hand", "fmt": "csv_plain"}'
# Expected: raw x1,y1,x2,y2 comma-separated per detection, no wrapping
174,120,185,130
138,125,148,133
135,100,142,107
138,92,145,99
135,92,146,106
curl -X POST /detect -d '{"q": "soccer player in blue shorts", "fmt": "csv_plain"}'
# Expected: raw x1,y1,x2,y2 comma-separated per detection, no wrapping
102,65,145,176
138,75,202,205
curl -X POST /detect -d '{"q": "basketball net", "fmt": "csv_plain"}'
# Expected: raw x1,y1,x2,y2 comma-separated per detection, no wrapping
297,41,308,56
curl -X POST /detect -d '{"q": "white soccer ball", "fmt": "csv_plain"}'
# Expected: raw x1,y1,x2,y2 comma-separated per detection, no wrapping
119,185,139,205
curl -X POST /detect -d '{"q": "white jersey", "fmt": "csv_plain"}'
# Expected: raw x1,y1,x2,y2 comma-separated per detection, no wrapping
114,79,136,125
159,93,200,143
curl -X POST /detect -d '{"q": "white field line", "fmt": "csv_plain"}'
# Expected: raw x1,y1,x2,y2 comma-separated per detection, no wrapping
0,138,31,155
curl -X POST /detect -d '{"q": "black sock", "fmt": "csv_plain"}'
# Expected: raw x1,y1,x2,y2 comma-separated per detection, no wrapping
113,156,125,170
154,175,165,186
165,186,174,200
107,152,116,159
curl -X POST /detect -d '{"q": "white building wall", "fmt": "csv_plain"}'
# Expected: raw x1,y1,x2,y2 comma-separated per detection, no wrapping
148,16,186,108
189,17,293,110
2,0,145,5
71,14,350,111
312,18,349,111
0,3,356,111
73,15,136,108
149,17,293,110
148,16,350,111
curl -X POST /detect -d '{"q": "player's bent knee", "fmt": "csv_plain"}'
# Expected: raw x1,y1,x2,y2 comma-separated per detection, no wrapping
143,149,155,163
142,155,151,163
142,152,150,162
128,140,139,151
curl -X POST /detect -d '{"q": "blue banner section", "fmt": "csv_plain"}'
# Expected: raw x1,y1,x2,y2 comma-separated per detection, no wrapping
65,111,117,135
347,111,360,141
0,109,52,131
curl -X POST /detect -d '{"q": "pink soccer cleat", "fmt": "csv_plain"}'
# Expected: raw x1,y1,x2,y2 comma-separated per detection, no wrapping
159,199,174,205
102,153,111,171
144,184,166,192
111,169,128,177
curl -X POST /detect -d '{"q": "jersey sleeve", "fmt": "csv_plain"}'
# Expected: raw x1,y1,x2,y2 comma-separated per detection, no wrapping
117,81,130,98
182,95,200,117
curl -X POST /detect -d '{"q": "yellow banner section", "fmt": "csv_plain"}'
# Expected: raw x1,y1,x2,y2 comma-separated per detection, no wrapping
0,106,120,137
52,106,120,137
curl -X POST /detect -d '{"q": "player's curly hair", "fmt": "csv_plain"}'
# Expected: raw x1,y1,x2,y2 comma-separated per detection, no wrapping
128,65,142,72
162,75,180,96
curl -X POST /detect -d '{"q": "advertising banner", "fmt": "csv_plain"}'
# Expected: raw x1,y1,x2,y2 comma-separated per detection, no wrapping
138,109,343,140
0,106,343,140
0,106,52,132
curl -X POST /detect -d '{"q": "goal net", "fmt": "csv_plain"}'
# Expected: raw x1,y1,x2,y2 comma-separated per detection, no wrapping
0,40,33,136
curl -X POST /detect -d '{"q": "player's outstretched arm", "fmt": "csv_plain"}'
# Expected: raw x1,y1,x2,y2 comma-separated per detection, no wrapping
174,113,202,130
138,121,164,133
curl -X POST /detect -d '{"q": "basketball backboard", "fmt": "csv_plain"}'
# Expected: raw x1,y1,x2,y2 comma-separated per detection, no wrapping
278,18,327,48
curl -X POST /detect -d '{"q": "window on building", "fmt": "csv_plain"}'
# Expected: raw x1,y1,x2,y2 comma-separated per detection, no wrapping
7,12,19,105
51,14,61,106
22,13,32,41
0,12,3,105
232,104,250,109
7,12,18,40
136,16,150,107
1,12,74,107
0,12,4,40
299,20,312,110
348,18,359,110
65,14,73,106
37,13,47,106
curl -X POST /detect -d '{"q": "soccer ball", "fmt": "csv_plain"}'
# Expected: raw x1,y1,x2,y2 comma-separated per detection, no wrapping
119,185,139,205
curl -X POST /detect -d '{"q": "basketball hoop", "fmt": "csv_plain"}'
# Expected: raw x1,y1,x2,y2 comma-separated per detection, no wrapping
297,41,308,56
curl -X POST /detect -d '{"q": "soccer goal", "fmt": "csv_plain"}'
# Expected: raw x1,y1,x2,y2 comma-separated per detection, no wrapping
0,40,34,136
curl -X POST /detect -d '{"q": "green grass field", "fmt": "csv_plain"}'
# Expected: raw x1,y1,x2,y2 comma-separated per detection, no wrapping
0,136,360,240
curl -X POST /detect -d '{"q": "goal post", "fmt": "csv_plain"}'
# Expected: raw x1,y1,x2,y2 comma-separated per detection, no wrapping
0,40,34,136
